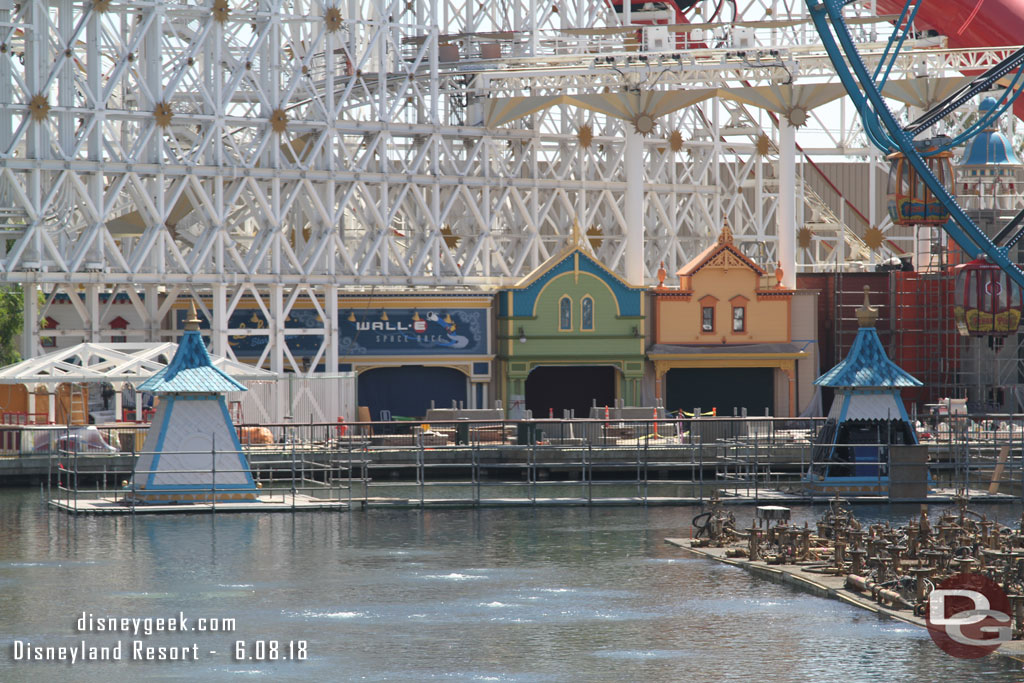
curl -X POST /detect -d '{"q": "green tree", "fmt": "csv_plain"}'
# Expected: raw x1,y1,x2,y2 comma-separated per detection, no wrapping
0,285,24,367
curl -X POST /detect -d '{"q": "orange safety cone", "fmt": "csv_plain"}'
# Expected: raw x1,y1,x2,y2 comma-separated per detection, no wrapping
336,416,347,437
652,407,659,438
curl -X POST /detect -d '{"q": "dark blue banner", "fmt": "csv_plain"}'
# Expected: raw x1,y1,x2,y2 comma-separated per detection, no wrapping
177,307,488,358
340,308,488,356
176,307,324,359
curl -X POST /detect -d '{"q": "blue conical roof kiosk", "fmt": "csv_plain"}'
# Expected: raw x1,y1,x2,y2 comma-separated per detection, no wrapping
807,286,923,496
128,305,259,503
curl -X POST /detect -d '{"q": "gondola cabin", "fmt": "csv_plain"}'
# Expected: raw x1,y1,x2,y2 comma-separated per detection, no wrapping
953,258,1023,337
886,146,955,225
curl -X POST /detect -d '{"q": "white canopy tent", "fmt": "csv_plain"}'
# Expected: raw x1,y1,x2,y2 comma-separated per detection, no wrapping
0,342,276,424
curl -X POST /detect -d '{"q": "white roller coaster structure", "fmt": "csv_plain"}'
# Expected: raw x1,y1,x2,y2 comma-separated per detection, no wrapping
0,0,1017,374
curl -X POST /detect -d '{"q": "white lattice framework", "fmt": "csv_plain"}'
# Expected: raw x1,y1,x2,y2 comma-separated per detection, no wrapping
0,0,1016,374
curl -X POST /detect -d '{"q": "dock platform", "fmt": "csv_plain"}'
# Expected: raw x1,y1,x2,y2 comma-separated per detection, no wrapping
47,485,1018,513
339,487,1017,508
49,493,349,514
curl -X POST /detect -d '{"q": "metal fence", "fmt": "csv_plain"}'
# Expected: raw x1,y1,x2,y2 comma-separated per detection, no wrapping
46,446,351,514
25,414,1024,507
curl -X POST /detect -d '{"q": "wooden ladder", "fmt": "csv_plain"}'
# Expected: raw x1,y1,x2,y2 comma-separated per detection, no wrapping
59,383,89,425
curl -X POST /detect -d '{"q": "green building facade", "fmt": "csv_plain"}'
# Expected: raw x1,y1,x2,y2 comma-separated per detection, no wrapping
497,244,647,418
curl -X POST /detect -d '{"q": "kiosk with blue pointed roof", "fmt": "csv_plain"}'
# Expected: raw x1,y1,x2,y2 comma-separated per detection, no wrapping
807,286,923,496
128,304,260,503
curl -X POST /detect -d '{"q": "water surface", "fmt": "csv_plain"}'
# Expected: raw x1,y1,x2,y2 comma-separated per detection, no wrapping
1,490,1022,681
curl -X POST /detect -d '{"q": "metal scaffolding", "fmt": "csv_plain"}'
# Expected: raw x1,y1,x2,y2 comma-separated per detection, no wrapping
0,1,1012,380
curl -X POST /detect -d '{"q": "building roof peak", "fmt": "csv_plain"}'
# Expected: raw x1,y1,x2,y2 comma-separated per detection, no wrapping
717,222,734,245
816,289,920,389
138,311,246,394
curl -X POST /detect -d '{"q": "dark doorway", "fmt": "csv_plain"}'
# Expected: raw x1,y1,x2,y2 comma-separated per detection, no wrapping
665,367,774,416
358,366,467,421
525,365,616,418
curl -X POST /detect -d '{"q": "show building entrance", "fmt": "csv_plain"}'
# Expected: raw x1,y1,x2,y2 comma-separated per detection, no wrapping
525,365,616,418
664,367,774,416
357,366,468,421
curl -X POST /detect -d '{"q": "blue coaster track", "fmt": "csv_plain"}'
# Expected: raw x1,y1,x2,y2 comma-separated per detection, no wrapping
804,0,1024,288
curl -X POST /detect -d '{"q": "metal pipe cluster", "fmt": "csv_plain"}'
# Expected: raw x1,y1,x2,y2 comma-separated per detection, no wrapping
700,493,1024,636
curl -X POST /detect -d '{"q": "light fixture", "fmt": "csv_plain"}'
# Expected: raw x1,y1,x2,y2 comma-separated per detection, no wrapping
347,311,356,322
380,310,389,322
518,327,527,344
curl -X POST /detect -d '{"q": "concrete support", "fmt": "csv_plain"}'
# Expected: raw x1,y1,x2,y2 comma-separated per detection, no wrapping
22,283,37,359
145,285,160,342
211,283,227,358
86,284,100,342
326,285,339,375
777,119,797,289
270,284,284,376
624,127,645,286
270,284,286,419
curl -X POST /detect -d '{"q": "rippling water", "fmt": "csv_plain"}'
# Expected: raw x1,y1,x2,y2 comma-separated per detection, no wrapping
1,489,1023,682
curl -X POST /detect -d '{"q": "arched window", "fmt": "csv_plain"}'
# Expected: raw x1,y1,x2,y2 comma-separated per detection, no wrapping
559,296,572,331
581,296,594,331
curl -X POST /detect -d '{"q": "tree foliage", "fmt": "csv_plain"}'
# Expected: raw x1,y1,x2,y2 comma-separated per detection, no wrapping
0,285,24,367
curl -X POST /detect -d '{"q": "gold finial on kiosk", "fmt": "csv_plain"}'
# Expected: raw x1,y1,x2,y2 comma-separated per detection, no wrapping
856,285,879,328
185,301,202,331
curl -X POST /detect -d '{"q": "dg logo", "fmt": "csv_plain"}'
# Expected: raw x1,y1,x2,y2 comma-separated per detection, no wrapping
927,572,1012,658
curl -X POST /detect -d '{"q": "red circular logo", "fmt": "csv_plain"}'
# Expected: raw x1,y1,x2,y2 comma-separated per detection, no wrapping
926,572,1011,659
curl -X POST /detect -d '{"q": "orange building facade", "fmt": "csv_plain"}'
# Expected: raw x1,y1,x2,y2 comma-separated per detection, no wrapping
649,225,817,417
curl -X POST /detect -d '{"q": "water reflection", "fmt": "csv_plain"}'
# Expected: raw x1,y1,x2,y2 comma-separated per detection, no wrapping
0,489,1022,681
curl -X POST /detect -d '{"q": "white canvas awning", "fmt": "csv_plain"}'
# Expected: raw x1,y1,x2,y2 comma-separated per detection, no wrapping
0,342,277,390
